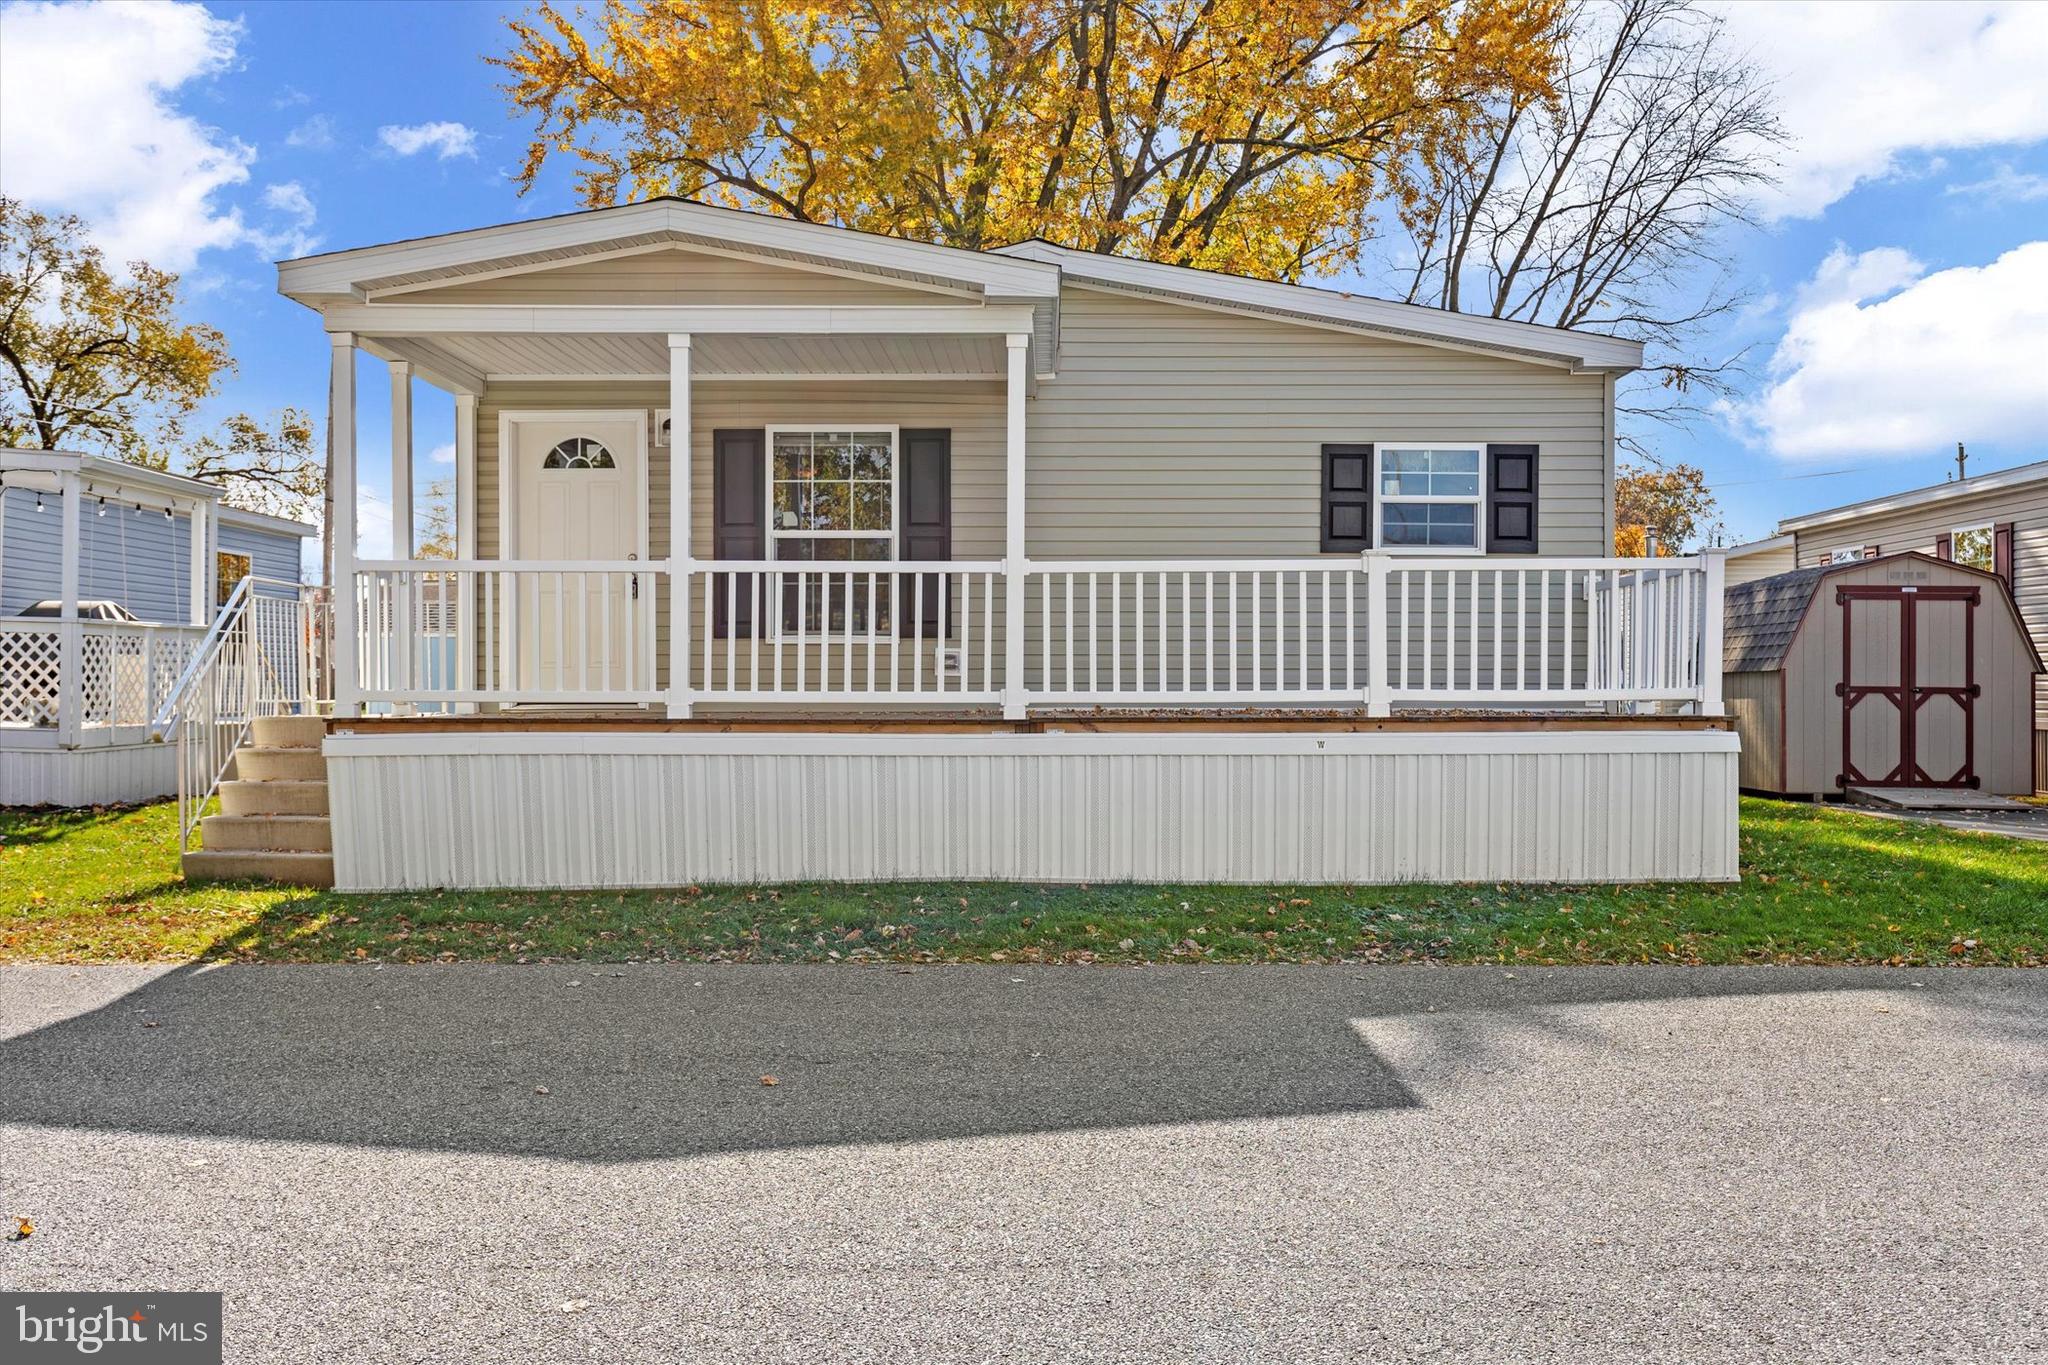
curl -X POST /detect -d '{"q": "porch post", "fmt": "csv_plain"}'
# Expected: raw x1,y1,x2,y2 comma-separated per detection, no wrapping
1698,546,1727,717
188,498,211,626
666,333,692,718
329,332,361,718
455,391,478,707
55,467,81,747
389,360,414,558
1364,550,1390,717
1002,332,1029,720
388,359,415,705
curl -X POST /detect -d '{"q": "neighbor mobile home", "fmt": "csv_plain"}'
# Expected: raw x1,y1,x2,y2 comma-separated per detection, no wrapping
174,199,1734,889
0,450,314,806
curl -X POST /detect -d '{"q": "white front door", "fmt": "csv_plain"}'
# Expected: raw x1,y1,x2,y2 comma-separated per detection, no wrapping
509,412,647,694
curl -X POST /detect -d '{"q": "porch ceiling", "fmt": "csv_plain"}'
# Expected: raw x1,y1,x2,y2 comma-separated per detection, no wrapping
370,331,1008,383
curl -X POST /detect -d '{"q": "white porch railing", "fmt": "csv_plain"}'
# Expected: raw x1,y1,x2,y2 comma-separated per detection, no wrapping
157,577,330,852
695,561,1007,703
0,618,205,734
354,560,665,705
345,553,1725,714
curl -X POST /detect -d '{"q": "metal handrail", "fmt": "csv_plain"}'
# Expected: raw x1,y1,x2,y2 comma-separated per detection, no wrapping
161,579,330,853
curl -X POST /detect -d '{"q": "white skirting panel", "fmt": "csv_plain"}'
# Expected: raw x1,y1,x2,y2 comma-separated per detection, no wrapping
325,730,1740,890
0,738,176,807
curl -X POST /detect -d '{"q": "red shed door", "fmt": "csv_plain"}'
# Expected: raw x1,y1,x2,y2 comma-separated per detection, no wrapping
1835,585,1980,789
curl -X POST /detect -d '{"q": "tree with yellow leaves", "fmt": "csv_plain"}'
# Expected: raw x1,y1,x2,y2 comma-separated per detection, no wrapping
496,0,1564,281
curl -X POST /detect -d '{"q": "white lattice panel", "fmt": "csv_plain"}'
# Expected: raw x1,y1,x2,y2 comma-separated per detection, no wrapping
0,626,61,726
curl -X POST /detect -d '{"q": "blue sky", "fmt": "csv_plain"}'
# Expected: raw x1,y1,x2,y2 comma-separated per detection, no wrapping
2,0,2045,556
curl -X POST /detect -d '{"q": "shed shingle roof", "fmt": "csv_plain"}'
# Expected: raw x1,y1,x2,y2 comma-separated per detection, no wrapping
1722,565,1830,672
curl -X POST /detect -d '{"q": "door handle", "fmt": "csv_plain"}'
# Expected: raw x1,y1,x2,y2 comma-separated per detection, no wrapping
628,553,639,600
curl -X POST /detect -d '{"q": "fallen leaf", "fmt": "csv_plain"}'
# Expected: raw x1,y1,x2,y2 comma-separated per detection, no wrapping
8,1218,31,1241
759,1075,779,1087
560,1299,589,1314
534,1085,551,1096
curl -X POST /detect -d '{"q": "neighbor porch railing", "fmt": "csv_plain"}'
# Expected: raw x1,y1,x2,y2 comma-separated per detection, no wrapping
155,577,331,852
342,552,1726,715
0,617,206,738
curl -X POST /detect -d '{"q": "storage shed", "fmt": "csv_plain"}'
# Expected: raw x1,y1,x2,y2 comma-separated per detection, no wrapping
1723,553,2041,796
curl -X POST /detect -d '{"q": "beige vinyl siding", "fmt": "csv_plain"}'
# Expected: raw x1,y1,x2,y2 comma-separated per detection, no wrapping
1023,286,1612,556
470,284,1618,695
1725,541,1797,586
1795,481,2048,736
398,248,971,307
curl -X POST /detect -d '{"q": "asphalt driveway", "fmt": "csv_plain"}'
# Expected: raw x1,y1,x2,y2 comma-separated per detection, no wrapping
2,965,2042,1363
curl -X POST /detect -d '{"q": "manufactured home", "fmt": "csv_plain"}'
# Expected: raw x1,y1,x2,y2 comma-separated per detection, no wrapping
169,199,1737,889
0,450,314,807
1768,458,2048,791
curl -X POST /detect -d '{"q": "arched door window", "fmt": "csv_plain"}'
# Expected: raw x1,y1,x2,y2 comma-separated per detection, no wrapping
542,437,617,470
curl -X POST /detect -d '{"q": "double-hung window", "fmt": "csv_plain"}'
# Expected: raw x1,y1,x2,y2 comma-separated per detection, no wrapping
1950,523,1994,573
1375,445,1483,550
767,427,897,632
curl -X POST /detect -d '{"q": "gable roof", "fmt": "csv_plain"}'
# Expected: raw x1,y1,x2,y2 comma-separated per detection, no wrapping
1722,551,2042,673
1778,458,2048,533
277,199,1642,374
994,239,1643,372
277,198,1062,304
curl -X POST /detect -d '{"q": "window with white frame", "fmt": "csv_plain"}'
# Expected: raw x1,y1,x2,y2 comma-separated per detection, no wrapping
767,428,897,633
1951,523,1994,572
769,428,896,561
1375,445,1483,549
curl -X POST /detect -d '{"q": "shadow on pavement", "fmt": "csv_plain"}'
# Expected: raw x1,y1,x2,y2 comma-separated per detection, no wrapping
0,963,1969,1163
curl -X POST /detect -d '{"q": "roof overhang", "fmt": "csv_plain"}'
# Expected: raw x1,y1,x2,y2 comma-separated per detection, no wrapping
993,240,1644,374
278,199,1063,307
1778,458,2048,533
216,504,317,537
1725,533,1794,557
0,449,221,505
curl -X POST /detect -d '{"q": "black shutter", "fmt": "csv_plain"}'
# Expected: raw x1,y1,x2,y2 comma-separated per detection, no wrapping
1486,444,1539,554
899,429,952,636
1321,444,1373,552
1994,522,2016,590
711,428,764,637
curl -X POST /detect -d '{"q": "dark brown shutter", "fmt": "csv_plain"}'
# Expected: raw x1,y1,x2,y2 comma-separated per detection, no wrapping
1934,532,1953,562
1321,444,1373,552
898,429,951,636
1486,444,1539,554
711,428,765,637
1994,521,2015,589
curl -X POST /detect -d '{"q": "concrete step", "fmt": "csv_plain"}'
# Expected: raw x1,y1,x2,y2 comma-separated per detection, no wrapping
251,715,327,750
200,813,332,853
233,746,327,783
218,779,328,817
182,849,334,888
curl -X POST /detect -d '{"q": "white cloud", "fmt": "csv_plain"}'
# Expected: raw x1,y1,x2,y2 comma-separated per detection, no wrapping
250,180,320,258
1715,2,2048,218
1743,242,2048,459
262,182,314,222
1945,165,2048,204
378,121,478,160
428,442,456,465
284,114,337,151
0,0,254,270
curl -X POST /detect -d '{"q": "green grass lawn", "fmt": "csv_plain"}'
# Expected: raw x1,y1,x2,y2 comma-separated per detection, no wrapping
0,797,2041,966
